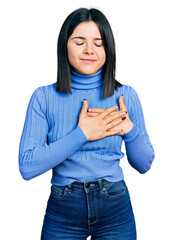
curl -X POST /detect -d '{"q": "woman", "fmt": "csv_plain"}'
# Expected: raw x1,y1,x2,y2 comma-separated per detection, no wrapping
19,7,155,239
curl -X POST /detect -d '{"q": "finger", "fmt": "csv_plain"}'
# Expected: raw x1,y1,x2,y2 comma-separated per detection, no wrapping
100,106,118,119
80,99,88,116
119,95,127,112
104,110,127,121
88,108,104,113
105,117,124,131
87,112,99,117
88,105,119,113
107,129,124,136
104,128,123,137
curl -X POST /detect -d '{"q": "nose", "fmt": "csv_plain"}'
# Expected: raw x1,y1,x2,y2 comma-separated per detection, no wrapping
83,42,94,55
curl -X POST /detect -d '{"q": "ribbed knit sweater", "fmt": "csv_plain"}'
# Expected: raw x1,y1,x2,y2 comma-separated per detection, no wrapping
18,68,155,186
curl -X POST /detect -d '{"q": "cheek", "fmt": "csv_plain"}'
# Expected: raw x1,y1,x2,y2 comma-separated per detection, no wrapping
99,50,106,65
67,47,80,64
67,50,74,65
67,47,73,62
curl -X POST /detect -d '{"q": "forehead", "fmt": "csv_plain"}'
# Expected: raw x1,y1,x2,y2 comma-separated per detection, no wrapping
71,21,101,38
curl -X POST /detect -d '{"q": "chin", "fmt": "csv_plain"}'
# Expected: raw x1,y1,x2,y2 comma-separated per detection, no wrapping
78,68,100,76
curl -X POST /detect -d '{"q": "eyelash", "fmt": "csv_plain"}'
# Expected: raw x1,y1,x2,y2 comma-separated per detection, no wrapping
76,43,102,47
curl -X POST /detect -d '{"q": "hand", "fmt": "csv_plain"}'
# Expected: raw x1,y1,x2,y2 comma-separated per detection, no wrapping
78,99,128,141
87,95,134,135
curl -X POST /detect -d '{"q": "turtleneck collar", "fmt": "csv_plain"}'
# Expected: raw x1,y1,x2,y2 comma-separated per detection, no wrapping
70,68,104,90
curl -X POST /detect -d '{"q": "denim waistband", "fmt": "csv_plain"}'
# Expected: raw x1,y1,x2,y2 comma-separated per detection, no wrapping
61,178,124,192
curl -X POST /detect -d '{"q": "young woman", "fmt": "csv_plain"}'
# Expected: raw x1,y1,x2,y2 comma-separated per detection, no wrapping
19,8,155,240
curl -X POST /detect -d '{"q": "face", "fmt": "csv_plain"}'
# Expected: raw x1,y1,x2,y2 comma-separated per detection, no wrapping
67,21,106,75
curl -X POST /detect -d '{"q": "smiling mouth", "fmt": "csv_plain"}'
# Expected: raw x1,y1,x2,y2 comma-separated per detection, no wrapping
80,59,97,63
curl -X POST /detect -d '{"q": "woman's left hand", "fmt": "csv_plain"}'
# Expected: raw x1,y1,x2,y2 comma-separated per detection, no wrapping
87,95,134,135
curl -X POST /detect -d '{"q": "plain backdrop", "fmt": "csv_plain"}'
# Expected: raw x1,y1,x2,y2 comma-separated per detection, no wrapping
0,0,173,239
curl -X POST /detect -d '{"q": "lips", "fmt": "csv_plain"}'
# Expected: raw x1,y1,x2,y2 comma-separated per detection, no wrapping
80,58,96,63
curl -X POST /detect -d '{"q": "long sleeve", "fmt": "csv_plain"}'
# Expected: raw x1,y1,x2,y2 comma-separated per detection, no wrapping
18,87,88,180
122,86,155,173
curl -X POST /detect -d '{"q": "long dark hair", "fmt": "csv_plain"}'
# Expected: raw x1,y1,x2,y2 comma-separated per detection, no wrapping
56,8,122,99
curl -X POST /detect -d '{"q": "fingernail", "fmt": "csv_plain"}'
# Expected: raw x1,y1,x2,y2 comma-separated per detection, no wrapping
83,99,87,104
121,94,124,96
121,116,126,121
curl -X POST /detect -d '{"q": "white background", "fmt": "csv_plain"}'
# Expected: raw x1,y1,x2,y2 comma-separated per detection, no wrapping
0,0,173,239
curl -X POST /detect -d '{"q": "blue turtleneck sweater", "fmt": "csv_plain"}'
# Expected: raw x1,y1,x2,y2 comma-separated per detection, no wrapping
18,68,155,185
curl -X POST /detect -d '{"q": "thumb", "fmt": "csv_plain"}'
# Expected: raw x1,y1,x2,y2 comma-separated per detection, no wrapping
80,99,88,115
119,94,127,112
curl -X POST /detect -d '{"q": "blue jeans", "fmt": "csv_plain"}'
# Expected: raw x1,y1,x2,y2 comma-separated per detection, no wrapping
41,178,137,239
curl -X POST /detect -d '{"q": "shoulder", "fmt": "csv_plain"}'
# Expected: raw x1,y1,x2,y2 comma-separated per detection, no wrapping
31,82,56,99
116,84,140,102
114,84,140,111
116,84,137,95
29,82,56,109
114,84,137,101
39,82,56,95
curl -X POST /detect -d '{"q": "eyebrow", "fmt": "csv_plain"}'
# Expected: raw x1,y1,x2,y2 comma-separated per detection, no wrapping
71,36,103,40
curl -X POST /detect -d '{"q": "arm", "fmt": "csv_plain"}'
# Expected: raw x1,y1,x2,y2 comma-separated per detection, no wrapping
122,86,155,173
18,87,88,180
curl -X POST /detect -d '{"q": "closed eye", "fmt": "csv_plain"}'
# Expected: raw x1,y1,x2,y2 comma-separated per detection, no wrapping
76,43,84,46
75,43,102,47
95,44,102,47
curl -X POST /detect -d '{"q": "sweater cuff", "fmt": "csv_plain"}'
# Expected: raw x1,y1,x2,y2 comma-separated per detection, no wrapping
75,125,88,143
122,124,139,143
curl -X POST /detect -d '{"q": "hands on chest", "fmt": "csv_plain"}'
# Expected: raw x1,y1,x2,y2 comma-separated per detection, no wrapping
78,94,134,141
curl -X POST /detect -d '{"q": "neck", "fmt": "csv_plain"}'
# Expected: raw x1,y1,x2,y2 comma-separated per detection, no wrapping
70,68,104,90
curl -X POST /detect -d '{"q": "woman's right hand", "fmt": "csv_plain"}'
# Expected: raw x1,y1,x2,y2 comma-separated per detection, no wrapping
78,99,127,141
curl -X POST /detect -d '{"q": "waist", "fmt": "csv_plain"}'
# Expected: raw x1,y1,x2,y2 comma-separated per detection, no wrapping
51,158,124,186
52,177,125,192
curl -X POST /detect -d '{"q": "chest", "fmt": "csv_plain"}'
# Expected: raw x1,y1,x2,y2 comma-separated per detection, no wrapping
47,89,127,143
